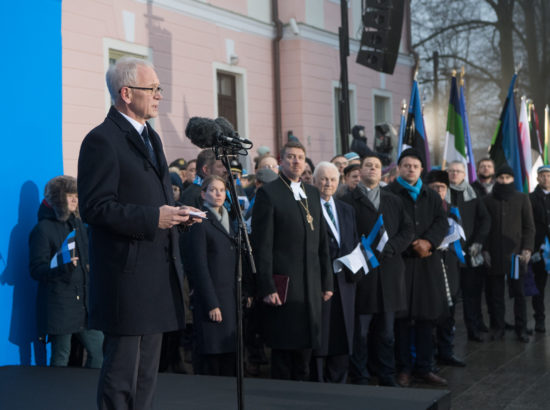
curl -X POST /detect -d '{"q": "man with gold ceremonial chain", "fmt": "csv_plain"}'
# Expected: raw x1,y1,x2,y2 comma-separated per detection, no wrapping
251,140,333,381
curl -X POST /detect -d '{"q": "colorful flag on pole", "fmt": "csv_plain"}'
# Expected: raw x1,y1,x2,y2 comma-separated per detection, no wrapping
518,96,532,192
545,105,550,165
50,230,76,268
489,74,523,191
460,78,476,182
443,75,467,177
401,80,430,170
528,101,543,191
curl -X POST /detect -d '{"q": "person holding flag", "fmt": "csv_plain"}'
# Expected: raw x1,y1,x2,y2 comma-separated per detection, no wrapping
342,154,414,387
29,175,103,368
387,149,449,387
483,165,535,342
446,161,491,342
529,165,550,333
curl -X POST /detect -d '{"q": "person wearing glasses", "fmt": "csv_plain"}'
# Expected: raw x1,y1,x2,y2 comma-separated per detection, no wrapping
78,57,201,410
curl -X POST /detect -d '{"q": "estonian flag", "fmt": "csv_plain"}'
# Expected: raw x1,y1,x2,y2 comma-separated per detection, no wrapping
361,214,389,270
50,230,76,269
402,80,430,171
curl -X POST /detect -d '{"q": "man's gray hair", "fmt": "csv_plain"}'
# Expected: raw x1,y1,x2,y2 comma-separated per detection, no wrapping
448,160,466,171
106,57,154,102
313,161,339,180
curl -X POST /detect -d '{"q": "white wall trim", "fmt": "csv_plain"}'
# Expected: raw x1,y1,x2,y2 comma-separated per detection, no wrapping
212,61,249,141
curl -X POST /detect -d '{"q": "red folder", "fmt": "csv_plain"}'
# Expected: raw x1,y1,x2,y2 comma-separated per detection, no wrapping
273,274,289,304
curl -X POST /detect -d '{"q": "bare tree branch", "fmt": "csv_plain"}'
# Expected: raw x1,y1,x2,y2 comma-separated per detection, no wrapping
412,20,496,49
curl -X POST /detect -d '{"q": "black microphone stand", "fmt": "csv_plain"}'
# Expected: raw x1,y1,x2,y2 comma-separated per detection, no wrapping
213,144,256,410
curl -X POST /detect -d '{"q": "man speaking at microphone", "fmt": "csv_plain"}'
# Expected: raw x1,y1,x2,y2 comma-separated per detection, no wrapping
78,57,201,410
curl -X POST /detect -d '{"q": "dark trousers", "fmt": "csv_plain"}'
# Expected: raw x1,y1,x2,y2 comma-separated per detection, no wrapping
350,312,395,384
395,318,433,375
311,355,349,383
532,260,548,323
461,266,485,334
197,352,236,376
486,275,527,334
50,329,104,368
97,333,162,410
271,348,312,381
436,305,455,359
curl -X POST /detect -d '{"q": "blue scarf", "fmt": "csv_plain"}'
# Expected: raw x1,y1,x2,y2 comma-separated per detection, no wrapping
397,176,422,201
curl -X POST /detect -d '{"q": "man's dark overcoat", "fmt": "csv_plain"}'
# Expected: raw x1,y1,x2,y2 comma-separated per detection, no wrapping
182,209,237,355
529,185,550,252
387,181,449,321
77,106,185,335
484,190,535,276
251,174,333,350
342,187,414,314
315,198,358,356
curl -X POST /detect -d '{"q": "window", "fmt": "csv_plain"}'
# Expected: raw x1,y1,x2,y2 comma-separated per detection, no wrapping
374,94,391,125
217,72,238,131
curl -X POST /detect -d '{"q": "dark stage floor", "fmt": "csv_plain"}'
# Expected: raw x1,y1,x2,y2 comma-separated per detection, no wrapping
0,366,449,410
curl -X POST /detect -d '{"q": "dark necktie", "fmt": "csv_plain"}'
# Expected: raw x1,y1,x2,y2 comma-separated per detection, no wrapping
324,202,337,229
141,126,158,169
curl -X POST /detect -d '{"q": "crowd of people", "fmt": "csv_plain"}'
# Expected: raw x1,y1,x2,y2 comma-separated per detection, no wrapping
27,57,549,409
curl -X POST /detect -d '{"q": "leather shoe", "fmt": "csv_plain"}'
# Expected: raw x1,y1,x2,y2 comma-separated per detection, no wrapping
438,355,466,367
468,331,484,342
535,322,546,333
416,372,448,387
379,378,400,387
517,333,530,343
396,372,411,387
478,322,489,333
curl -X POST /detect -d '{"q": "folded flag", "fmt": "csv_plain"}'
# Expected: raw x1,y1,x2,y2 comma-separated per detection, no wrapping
541,236,550,273
50,230,76,269
510,254,521,280
333,242,369,276
439,207,466,260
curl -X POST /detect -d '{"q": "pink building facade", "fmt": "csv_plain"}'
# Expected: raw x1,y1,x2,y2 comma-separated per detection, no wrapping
62,0,415,175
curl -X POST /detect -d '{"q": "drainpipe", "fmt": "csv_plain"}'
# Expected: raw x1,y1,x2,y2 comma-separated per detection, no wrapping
272,0,283,155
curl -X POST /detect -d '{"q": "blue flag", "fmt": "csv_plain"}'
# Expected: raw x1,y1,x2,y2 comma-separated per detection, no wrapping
50,230,76,268
360,214,389,270
402,80,430,170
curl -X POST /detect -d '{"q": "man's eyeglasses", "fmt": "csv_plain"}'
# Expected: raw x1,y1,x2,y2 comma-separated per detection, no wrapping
120,85,163,95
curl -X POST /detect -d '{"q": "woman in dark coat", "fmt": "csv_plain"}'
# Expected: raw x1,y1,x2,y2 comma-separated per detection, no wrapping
29,176,103,368
182,175,238,376
483,165,535,341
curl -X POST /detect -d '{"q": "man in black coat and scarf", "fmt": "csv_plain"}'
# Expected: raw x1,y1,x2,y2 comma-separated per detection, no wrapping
446,161,491,342
342,154,414,387
483,165,535,342
529,165,550,333
78,57,200,409
387,149,449,387
252,141,333,381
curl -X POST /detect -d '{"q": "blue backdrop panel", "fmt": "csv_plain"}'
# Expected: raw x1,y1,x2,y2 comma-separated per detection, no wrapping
0,0,63,365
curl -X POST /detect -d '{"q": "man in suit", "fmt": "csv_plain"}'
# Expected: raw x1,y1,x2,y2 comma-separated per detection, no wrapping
251,141,333,381
78,57,200,409
342,154,414,387
311,161,358,383
387,149,449,387
180,149,227,208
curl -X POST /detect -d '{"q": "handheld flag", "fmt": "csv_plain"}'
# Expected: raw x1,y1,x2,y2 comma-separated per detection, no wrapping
360,214,389,270
50,230,76,269
489,74,522,191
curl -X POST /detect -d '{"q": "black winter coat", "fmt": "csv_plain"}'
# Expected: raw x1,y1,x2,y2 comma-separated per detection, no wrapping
182,209,237,355
484,190,535,276
78,106,185,335
251,175,333,350
342,187,414,314
29,202,89,336
449,188,491,254
529,185,550,251
387,181,449,321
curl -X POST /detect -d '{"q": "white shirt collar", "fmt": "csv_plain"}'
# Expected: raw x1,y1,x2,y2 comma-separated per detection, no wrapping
289,181,307,201
118,110,146,135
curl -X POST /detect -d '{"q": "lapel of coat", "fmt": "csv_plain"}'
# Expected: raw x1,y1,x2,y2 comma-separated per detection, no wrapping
279,174,313,232
352,186,378,214
108,107,162,178
206,209,235,241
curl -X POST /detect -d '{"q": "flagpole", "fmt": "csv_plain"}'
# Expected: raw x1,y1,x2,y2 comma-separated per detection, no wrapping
545,105,549,165
397,99,407,158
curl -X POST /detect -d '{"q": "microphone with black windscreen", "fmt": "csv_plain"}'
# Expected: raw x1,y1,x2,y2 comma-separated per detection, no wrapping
214,117,253,148
184,117,221,148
